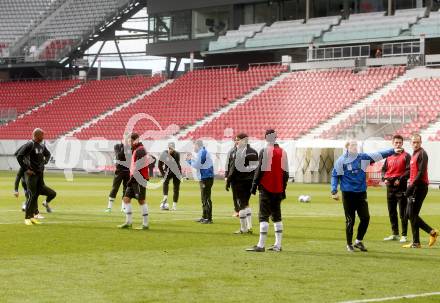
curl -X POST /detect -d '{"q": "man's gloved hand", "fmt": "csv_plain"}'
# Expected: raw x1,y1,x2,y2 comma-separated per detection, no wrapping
405,185,415,198
250,183,257,195
281,191,286,200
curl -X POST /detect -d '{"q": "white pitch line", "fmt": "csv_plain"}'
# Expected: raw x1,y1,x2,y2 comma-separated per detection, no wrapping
0,209,342,218
339,292,440,303
0,213,343,225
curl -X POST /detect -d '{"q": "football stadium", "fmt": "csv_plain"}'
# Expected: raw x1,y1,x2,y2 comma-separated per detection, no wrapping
1,0,440,302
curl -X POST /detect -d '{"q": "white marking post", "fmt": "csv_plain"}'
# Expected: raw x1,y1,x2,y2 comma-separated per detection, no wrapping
340,292,440,303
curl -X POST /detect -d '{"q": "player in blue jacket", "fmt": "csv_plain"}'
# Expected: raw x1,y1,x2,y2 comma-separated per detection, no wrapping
187,140,214,224
331,140,402,252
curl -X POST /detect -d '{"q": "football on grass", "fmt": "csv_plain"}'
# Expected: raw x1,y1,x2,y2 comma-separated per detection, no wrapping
298,195,311,203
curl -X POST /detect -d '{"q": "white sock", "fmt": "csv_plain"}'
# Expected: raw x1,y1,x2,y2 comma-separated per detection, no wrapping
355,239,362,244
163,195,168,201
274,221,283,248
245,207,252,230
239,209,248,232
141,204,149,226
124,203,133,224
107,197,114,209
173,202,177,209
257,221,269,248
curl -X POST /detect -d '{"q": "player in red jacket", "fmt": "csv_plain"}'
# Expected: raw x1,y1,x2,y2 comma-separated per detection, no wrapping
403,134,438,248
381,134,411,243
246,129,289,252
118,133,150,230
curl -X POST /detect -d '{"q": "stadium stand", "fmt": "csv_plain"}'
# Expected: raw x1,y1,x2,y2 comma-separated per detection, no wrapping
74,65,287,140
0,0,56,55
0,75,163,140
411,10,440,37
321,76,440,140
322,8,427,43
38,39,75,60
0,42,9,57
208,23,266,51
208,16,341,52
22,0,131,61
429,129,440,141
0,79,80,117
245,16,340,49
185,66,404,140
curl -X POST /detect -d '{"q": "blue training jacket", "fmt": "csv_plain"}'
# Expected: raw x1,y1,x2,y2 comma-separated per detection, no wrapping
187,147,214,180
331,148,395,193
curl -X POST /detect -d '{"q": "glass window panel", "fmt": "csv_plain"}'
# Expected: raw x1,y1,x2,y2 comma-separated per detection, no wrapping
361,45,369,56
383,44,392,55
311,0,344,18
192,6,231,39
283,0,306,20
393,43,402,55
255,2,279,24
352,47,360,56
349,0,386,14
403,42,412,54
413,43,420,53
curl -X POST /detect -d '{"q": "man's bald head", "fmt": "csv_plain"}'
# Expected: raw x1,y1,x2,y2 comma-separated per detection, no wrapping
33,128,44,143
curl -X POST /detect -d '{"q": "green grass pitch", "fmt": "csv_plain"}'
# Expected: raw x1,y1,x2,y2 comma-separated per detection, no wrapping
1,171,439,303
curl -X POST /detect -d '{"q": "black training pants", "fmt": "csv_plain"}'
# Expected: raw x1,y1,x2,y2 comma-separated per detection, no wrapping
258,188,283,223
109,171,129,199
386,185,408,236
407,184,432,244
24,173,56,219
342,191,370,245
163,174,181,203
232,180,253,211
231,183,239,213
199,178,213,220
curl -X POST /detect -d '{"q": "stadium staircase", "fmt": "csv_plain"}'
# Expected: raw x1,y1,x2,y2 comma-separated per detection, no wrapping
177,71,291,139
302,66,407,140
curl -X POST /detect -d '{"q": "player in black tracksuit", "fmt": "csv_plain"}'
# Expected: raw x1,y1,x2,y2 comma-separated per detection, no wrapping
106,142,131,212
403,134,439,248
16,129,56,224
226,133,258,234
158,142,182,211
14,167,30,212
225,143,239,216
14,147,55,216
14,167,28,200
